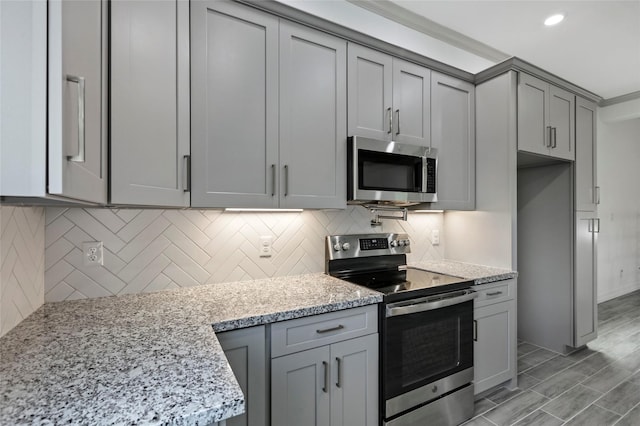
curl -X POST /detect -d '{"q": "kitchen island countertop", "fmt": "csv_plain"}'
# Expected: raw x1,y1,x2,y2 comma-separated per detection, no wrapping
0,273,382,426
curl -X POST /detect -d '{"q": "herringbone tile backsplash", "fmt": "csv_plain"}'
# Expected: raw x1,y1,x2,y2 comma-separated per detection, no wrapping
1,206,45,337
44,207,444,302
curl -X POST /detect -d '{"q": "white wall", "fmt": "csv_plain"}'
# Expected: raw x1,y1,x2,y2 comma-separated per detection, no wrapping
44,207,444,301
0,206,45,337
596,115,640,302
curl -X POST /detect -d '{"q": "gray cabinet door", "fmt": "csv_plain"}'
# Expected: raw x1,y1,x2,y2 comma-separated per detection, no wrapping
431,72,475,210
330,334,378,426
575,98,598,211
191,0,279,208
217,326,268,426
574,212,598,347
110,0,190,206
279,22,347,209
347,44,393,141
48,0,107,203
548,85,575,161
474,300,516,394
272,346,331,426
392,59,430,147
517,73,549,157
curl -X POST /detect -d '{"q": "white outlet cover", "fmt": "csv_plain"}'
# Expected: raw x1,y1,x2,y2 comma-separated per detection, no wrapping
431,229,440,245
259,236,272,258
82,241,104,266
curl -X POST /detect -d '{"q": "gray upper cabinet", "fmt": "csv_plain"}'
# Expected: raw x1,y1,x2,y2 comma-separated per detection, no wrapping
48,0,108,204
278,21,347,209
1,0,106,204
348,44,430,147
575,98,598,212
518,73,575,161
110,0,190,207
191,0,279,208
191,0,346,209
430,72,475,210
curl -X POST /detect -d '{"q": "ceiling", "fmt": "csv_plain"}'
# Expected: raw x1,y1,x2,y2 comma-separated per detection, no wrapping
358,0,640,100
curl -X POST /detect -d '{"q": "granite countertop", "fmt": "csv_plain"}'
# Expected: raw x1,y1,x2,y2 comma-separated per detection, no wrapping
409,259,518,285
0,273,382,426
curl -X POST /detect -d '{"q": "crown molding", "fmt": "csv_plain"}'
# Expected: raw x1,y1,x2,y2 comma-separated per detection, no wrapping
600,90,640,107
345,0,509,63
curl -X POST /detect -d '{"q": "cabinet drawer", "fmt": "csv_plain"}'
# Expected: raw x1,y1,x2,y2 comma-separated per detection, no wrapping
473,279,515,308
271,305,378,357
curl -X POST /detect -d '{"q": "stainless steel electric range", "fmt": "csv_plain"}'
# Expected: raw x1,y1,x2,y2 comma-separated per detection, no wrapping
326,233,476,426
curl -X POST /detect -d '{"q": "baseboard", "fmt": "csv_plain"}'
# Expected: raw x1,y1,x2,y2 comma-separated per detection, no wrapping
598,283,640,303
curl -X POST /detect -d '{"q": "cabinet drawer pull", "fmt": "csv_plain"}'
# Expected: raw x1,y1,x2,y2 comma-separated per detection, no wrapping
284,165,289,197
395,109,400,135
336,357,342,388
552,127,557,148
271,164,276,197
183,155,191,192
322,361,329,393
316,324,344,334
486,291,503,297
66,75,86,163
473,320,478,342
387,107,392,134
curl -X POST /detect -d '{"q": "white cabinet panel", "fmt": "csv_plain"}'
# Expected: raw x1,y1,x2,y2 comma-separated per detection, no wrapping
575,98,598,212
575,212,598,347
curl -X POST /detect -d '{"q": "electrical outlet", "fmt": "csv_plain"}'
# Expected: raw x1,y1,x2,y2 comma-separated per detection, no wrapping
431,229,440,246
83,241,104,266
259,236,272,258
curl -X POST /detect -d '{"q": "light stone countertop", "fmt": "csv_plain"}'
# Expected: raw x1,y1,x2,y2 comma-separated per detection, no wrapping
410,259,518,285
0,273,382,426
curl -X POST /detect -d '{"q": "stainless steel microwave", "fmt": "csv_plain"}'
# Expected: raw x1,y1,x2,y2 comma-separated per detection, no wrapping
347,136,437,205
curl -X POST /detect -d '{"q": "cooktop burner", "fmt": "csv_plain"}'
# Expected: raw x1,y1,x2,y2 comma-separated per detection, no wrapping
373,268,469,296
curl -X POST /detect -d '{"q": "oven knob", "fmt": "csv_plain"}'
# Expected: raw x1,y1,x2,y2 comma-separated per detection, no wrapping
390,240,398,247
333,243,341,251
398,240,405,247
404,239,411,246
341,242,351,251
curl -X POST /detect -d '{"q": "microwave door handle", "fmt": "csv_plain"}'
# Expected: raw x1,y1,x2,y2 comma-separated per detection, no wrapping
386,292,478,318
422,156,428,192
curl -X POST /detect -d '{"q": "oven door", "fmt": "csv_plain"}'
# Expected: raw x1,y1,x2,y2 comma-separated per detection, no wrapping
383,290,476,418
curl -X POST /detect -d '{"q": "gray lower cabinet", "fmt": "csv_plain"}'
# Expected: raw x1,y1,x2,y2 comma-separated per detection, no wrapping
430,72,475,210
272,335,378,426
575,97,598,212
217,326,268,426
518,72,575,161
191,0,346,209
347,43,430,147
574,212,598,347
110,0,190,206
473,280,517,394
271,306,379,426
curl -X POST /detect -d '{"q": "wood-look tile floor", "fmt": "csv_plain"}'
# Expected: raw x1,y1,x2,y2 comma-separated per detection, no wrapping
463,290,640,426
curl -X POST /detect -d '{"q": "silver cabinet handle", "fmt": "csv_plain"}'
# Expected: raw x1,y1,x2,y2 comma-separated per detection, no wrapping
552,127,557,148
66,75,85,162
284,165,289,196
395,109,400,135
387,107,393,134
316,324,344,334
386,291,477,317
546,126,552,148
336,357,342,388
595,186,601,204
594,218,600,233
322,361,329,393
486,291,503,297
271,164,276,197
473,320,478,342
183,155,191,192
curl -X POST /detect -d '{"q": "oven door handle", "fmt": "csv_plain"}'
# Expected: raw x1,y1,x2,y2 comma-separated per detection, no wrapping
386,291,477,317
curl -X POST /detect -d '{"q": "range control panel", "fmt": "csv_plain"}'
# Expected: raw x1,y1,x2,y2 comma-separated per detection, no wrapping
325,233,411,260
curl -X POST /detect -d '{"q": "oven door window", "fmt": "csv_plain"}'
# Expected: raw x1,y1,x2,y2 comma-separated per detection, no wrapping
384,300,473,399
358,149,423,192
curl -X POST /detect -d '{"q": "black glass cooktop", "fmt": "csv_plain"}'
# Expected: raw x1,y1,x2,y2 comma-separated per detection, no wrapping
373,268,470,296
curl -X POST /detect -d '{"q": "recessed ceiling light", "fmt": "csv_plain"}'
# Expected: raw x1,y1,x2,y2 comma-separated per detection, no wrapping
544,13,565,26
